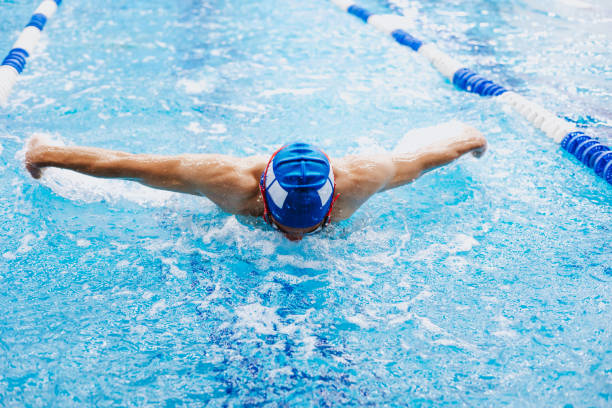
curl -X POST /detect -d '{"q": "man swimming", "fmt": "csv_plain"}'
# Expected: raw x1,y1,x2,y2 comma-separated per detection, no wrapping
25,124,486,240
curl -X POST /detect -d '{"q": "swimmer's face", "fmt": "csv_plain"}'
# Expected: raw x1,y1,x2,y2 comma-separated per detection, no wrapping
270,216,325,241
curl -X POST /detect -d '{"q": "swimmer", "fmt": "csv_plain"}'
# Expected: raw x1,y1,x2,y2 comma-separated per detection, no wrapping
25,123,486,240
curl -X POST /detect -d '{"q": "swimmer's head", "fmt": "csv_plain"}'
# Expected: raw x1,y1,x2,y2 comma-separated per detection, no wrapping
260,142,336,232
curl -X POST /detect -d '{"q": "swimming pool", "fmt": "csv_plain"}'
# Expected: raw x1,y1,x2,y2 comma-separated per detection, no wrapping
1,0,610,405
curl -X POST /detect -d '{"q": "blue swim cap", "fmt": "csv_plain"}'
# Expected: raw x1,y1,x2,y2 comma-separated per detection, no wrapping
261,142,335,229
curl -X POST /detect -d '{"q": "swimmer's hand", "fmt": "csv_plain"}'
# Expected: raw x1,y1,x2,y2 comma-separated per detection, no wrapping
472,146,486,158
466,127,487,158
25,135,47,179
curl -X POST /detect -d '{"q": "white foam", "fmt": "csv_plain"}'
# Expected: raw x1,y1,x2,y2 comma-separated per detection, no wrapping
201,102,265,114
161,257,187,280
353,136,387,155
274,254,326,270
17,233,37,254
30,97,56,111
149,299,167,315
191,285,224,311
338,91,360,105
390,289,435,312
116,260,130,268
433,338,477,351
19,132,65,159
444,256,469,273
198,217,282,257
492,314,519,339
40,167,178,206
185,122,206,134
131,325,148,335
76,239,91,248
1,133,22,143
209,123,227,134
177,76,216,94
492,330,519,339
235,303,279,335
412,314,478,351
2,252,16,260
266,366,294,379
415,315,444,334
114,288,136,296
557,0,592,8
393,120,471,154
259,87,324,97
346,313,376,329
448,234,479,253
110,241,129,251
347,269,375,286
411,233,479,263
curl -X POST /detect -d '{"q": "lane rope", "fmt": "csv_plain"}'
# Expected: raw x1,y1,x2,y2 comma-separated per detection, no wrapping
0,0,62,106
331,0,611,185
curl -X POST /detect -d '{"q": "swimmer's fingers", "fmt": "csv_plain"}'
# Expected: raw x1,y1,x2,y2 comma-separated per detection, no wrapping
468,133,487,158
471,143,487,158
25,140,45,179
454,125,487,159
26,161,43,179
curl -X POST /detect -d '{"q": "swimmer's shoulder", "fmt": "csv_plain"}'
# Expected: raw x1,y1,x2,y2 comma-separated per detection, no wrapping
236,155,268,217
331,155,394,206
242,155,268,180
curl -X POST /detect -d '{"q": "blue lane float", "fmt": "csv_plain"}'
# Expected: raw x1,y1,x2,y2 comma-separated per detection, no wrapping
562,132,612,183
347,5,373,22
26,13,49,31
0,0,62,105
330,0,611,185
2,48,30,74
390,29,422,52
452,68,507,97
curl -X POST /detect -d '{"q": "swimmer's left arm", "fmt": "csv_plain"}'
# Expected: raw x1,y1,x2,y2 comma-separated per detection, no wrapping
332,127,486,220
384,126,487,190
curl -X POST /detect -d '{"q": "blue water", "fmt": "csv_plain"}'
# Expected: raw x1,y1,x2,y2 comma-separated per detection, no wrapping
1,0,611,406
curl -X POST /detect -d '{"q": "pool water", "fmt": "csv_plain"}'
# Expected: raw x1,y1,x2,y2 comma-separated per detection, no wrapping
1,0,611,406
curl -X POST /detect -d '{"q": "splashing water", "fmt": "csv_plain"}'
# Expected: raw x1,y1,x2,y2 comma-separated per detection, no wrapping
0,0,610,406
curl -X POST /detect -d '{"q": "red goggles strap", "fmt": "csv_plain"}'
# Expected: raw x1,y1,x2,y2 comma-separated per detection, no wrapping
323,191,340,226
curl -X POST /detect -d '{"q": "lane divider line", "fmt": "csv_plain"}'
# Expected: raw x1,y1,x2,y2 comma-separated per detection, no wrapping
330,0,611,185
0,0,62,106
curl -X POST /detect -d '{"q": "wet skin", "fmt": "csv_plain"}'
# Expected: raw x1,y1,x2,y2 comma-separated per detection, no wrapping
25,125,487,238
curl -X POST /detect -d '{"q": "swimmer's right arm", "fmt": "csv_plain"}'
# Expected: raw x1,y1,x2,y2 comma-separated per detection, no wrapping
25,141,265,215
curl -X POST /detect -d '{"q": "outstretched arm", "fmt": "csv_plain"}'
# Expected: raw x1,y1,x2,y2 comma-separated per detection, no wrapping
384,125,487,190
25,137,266,215
331,125,486,220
